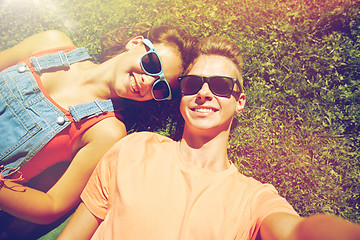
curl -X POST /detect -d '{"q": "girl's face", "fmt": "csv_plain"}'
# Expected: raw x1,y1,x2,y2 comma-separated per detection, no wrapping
114,39,182,101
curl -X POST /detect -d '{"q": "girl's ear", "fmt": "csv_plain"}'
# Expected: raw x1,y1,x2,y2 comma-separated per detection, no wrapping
125,36,145,50
235,93,246,114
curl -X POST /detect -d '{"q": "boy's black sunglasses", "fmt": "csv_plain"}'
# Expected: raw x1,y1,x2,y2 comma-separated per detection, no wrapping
178,75,240,97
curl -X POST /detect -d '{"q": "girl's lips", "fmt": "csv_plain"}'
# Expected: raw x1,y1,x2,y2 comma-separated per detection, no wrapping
129,74,140,93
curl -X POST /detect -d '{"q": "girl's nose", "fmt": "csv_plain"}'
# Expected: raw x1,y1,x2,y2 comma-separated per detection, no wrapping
141,74,157,86
140,74,158,98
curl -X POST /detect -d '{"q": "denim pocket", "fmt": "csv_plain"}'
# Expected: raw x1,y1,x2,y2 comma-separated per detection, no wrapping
0,67,41,167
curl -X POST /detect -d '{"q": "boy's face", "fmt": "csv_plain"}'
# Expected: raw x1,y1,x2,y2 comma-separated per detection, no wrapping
180,55,246,135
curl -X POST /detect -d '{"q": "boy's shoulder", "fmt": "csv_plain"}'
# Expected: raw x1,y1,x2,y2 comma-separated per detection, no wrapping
120,131,174,145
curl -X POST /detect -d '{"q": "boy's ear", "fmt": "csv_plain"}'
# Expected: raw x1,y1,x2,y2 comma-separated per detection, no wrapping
235,93,246,114
125,36,145,50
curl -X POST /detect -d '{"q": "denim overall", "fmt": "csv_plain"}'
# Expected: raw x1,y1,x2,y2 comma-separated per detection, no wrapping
0,48,117,175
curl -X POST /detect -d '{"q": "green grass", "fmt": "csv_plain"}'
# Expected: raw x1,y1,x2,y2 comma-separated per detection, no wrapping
1,0,359,231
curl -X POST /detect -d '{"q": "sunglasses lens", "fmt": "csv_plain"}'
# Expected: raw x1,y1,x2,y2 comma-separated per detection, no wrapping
208,77,233,96
152,80,170,100
180,76,203,95
142,52,161,74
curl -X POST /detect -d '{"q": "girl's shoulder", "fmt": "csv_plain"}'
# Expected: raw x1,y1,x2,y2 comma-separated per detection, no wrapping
0,30,76,71
24,30,76,54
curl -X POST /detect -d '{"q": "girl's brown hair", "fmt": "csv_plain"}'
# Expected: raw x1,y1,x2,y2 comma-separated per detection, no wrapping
100,23,197,72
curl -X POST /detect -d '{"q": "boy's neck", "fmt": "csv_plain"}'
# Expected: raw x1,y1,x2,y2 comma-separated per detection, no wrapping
179,129,231,172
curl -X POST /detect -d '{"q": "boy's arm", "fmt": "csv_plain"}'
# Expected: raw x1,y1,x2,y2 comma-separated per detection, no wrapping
58,202,102,240
259,212,360,240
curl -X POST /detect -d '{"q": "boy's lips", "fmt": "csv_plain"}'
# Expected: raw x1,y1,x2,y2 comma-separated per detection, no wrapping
190,106,218,113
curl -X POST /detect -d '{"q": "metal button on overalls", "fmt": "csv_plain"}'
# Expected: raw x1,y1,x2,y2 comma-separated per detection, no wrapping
17,65,26,73
56,116,66,125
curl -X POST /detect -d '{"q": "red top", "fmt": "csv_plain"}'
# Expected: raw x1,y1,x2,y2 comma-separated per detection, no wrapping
13,47,121,182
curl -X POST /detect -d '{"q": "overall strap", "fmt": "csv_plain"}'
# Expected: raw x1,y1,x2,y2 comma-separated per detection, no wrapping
30,48,123,121
30,47,91,73
69,99,125,122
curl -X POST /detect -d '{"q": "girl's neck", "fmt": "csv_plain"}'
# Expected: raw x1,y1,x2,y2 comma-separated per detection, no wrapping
41,60,113,108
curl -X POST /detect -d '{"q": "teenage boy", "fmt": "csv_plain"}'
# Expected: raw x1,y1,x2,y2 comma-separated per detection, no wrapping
59,36,360,240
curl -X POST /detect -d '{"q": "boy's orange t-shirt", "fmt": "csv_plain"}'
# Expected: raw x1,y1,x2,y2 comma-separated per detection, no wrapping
81,132,298,240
